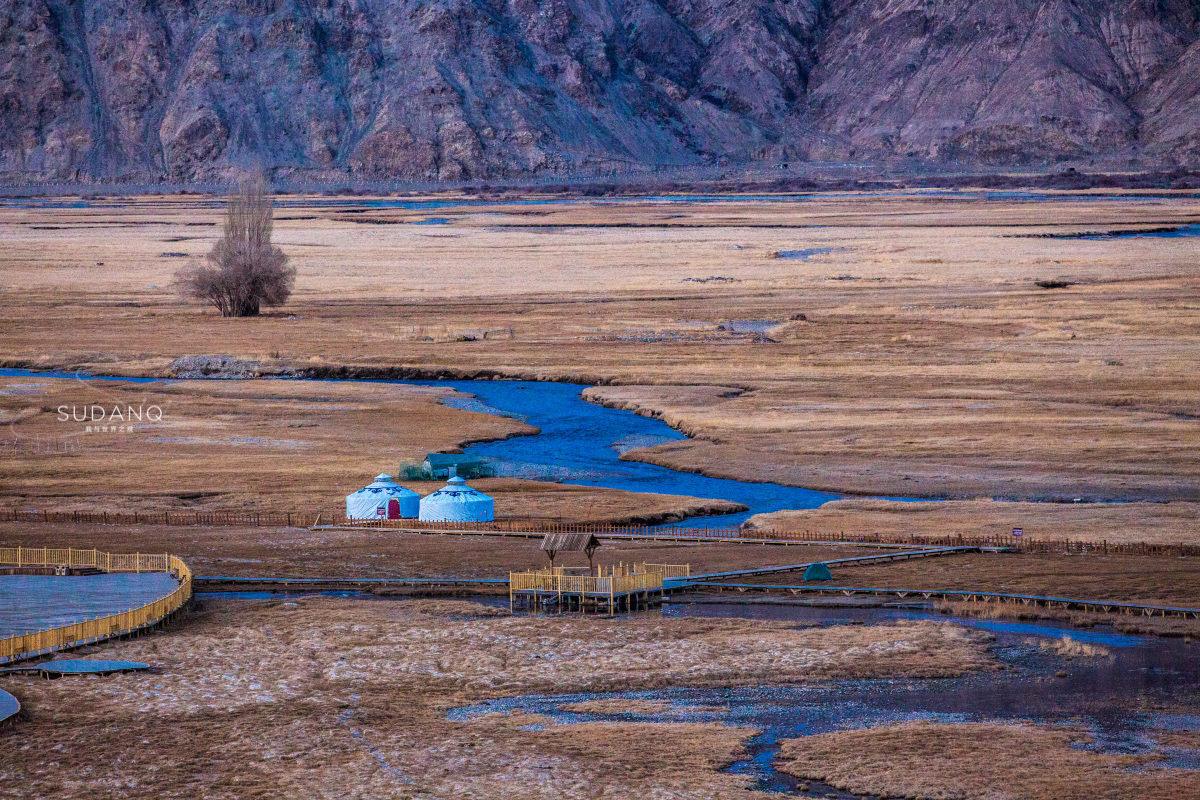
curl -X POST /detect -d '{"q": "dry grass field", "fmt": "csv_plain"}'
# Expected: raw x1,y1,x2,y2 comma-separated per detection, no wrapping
0,521,859,579
2,188,1199,798
778,721,1200,800
738,550,1200,607
746,498,1200,546
0,596,993,799
1,191,1197,513
0,375,740,523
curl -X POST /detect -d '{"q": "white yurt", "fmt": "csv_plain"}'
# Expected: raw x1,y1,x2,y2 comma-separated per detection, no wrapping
418,476,495,522
345,474,419,520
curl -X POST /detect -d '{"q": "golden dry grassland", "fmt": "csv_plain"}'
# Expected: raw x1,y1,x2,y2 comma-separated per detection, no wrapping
0,597,993,799
741,550,1200,606
0,375,740,523
745,498,1200,546
777,721,1200,800
1,192,1197,514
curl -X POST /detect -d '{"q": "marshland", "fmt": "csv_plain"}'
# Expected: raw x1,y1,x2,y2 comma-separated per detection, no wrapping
2,188,1199,798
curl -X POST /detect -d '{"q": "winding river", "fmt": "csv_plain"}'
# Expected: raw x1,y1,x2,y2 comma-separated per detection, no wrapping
408,379,849,527
1,369,866,526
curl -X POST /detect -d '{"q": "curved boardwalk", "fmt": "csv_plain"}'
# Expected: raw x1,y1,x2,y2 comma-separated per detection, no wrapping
0,573,181,637
0,548,192,664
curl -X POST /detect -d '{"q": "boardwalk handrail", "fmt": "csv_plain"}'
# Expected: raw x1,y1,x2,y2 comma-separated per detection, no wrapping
1,509,325,528
4,508,1197,557
0,547,192,664
328,519,1200,557
509,565,678,596
642,563,691,578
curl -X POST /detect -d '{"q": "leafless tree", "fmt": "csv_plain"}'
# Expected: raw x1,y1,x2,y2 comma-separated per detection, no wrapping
176,175,294,317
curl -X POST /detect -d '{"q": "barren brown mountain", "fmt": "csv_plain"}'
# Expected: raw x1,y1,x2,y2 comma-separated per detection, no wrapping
3,0,1200,182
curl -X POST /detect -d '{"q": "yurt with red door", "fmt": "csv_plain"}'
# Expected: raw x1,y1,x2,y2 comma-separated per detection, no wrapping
345,474,419,520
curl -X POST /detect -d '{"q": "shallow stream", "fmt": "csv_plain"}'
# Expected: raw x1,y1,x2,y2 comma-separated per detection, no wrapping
450,601,1200,795
408,379,847,527
0,368,855,527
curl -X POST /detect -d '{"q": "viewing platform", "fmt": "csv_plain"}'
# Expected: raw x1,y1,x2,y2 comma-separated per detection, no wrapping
509,563,689,614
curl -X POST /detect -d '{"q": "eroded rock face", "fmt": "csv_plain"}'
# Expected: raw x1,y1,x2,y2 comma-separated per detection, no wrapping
1,0,1198,182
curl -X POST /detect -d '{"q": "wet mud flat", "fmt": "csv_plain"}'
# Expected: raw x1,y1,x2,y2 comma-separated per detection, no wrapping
450,602,1200,796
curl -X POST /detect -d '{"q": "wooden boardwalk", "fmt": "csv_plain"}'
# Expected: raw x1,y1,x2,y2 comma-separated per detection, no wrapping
195,575,506,591
688,546,979,582
0,547,192,665
0,688,18,727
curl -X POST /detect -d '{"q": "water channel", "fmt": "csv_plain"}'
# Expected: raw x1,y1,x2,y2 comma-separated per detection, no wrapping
0,369,875,526
408,378,852,527
449,601,1200,795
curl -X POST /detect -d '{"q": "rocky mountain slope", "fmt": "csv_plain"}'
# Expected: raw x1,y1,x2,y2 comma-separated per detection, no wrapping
2,0,1199,182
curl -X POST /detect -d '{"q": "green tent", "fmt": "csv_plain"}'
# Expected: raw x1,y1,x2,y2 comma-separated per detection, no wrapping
803,562,833,581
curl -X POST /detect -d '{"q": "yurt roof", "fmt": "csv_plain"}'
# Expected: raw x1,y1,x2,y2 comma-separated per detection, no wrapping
423,475,492,500
350,474,418,496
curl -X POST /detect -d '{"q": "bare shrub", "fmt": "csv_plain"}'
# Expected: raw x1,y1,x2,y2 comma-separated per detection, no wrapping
176,175,294,317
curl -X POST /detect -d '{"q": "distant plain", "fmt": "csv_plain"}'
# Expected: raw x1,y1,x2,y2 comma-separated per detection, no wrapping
1,190,1198,536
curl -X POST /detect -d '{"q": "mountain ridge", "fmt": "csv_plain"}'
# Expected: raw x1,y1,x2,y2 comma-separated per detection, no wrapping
2,0,1199,183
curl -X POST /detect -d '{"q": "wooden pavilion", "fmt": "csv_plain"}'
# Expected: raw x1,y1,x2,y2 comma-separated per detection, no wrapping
541,532,600,574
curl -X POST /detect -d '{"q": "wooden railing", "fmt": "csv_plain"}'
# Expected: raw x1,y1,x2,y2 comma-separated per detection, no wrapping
0,546,171,573
0,509,326,528
5,508,1196,557
342,519,1200,557
509,563,685,596
642,563,691,578
0,548,192,664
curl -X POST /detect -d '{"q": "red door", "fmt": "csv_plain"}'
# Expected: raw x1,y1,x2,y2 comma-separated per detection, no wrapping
387,498,401,519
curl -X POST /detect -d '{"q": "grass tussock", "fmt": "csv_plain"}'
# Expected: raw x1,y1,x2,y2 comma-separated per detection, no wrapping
777,721,1200,800
1025,635,1111,659
1153,730,1200,749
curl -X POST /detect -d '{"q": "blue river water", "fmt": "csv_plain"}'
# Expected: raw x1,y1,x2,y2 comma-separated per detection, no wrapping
406,379,847,527
0,368,859,526
450,601,1200,794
